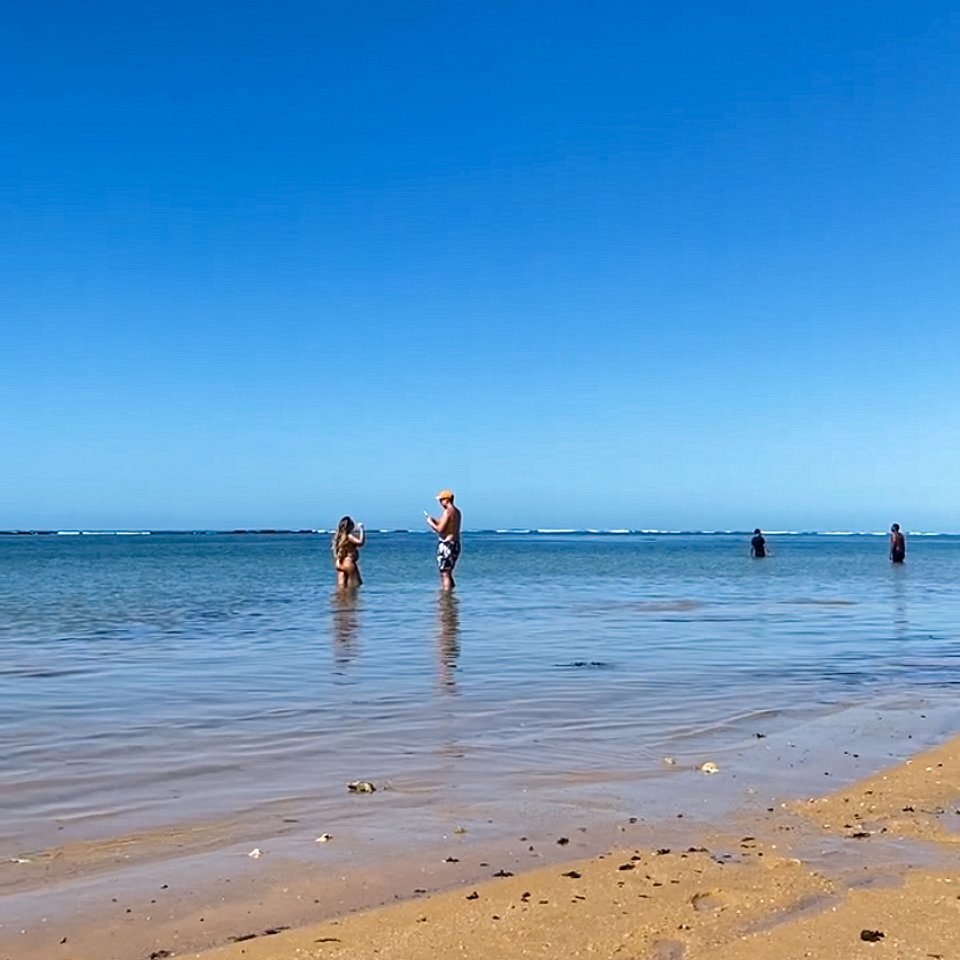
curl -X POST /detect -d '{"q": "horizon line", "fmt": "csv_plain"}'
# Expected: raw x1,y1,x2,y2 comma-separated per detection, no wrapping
1,528,956,537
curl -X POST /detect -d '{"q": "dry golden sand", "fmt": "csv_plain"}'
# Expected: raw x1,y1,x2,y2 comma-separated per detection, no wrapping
186,737,960,960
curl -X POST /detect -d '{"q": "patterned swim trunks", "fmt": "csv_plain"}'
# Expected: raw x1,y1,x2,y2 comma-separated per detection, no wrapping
436,538,461,572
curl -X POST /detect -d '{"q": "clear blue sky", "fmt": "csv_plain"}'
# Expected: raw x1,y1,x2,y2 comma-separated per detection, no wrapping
3,1,959,531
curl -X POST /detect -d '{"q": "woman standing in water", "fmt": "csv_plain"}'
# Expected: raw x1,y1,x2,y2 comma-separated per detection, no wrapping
332,516,365,588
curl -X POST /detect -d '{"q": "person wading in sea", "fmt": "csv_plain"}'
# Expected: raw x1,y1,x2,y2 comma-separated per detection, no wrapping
332,516,365,588
750,528,767,558
425,490,462,591
889,523,906,564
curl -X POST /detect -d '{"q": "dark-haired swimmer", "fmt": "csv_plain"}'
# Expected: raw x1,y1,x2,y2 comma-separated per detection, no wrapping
332,516,365,588
889,523,906,564
750,528,766,558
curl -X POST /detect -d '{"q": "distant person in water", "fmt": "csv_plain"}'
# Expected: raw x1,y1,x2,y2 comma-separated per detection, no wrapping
425,490,462,591
332,516,365,588
889,523,906,564
750,528,766,558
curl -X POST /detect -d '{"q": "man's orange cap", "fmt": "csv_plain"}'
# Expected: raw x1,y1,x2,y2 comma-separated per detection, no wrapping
436,490,455,501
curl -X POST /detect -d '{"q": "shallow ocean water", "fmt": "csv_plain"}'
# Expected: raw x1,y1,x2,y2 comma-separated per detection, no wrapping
3,531,960,855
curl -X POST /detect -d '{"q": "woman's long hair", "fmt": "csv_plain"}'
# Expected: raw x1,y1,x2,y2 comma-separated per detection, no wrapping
332,516,355,563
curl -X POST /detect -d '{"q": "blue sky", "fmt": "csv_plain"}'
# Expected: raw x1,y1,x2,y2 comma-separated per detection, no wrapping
3,1,959,530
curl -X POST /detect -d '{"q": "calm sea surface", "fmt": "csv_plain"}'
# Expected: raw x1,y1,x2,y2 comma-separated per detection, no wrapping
3,532,960,856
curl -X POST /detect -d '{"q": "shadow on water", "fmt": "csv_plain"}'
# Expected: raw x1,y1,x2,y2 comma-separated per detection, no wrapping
330,589,361,669
435,591,460,694
554,660,614,670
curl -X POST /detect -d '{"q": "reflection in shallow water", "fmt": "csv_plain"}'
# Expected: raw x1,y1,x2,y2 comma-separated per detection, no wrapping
330,590,361,668
436,592,460,694
891,568,908,641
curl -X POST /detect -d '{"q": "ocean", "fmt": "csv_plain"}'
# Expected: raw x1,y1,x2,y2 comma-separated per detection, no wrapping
3,530,960,952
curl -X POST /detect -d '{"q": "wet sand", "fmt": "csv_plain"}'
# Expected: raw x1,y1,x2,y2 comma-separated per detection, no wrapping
7,711,960,960
190,731,960,960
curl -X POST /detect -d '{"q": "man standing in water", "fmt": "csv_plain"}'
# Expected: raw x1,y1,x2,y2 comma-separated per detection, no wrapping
750,528,767,558
426,490,462,591
890,523,906,564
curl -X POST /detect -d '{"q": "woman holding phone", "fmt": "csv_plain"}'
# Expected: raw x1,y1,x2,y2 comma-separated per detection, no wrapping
332,516,365,588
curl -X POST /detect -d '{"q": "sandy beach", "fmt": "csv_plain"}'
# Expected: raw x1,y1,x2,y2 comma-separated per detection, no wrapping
186,731,960,960
6,721,959,960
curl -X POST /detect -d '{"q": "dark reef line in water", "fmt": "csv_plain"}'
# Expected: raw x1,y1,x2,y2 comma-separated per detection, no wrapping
2,529,956,537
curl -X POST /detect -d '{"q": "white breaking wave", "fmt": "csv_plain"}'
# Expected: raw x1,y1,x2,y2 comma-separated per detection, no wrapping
57,530,148,536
